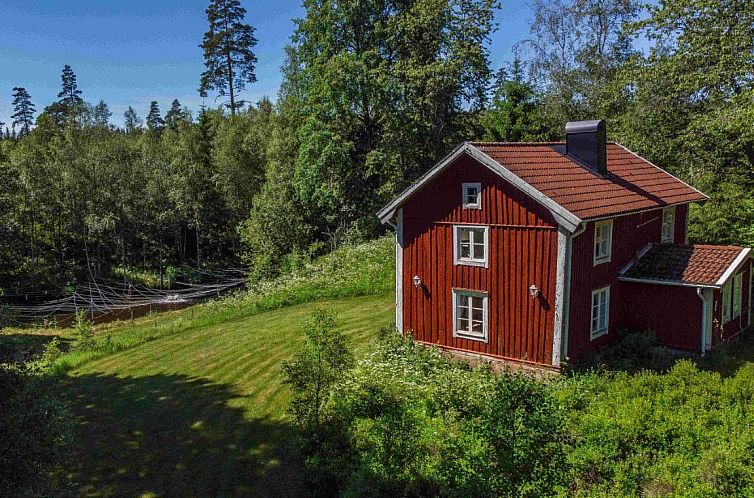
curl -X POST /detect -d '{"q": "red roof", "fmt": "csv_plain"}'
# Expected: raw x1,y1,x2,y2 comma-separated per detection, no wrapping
620,244,748,287
472,142,707,219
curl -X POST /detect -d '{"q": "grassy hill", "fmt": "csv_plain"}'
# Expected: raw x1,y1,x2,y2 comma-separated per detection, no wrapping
62,294,393,497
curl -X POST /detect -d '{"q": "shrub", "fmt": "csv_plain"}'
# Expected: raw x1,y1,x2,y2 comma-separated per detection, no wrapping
283,308,354,435
297,332,568,497
72,311,95,351
0,363,70,495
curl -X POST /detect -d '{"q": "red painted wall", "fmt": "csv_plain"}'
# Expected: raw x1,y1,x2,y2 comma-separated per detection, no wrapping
619,283,702,351
401,154,559,365
567,207,689,361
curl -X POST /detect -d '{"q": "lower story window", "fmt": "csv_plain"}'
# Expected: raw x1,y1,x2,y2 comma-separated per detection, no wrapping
591,286,610,340
452,289,488,342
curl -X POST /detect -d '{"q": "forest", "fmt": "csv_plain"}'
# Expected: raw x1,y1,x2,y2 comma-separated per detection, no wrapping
1,0,752,297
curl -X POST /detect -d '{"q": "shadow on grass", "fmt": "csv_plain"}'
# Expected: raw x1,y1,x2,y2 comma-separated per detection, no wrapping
61,373,304,497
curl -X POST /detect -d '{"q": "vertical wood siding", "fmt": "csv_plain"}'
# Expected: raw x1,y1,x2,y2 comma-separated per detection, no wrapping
568,207,689,362
620,283,702,351
401,154,559,365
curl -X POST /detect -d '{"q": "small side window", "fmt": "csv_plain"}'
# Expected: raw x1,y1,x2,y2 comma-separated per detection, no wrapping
661,206,676,243
733,273,743,318
593,219,613,265
722,281,732,323
462,183,481,209
590,286,610,340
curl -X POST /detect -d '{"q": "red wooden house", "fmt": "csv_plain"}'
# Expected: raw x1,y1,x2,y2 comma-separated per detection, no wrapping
377,120,753,368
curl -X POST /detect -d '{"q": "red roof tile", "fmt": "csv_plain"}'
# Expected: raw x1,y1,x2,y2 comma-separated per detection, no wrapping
471,142,707,219
620,244,747,286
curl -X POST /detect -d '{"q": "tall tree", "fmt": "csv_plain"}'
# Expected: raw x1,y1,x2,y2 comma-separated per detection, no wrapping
164,99,189,129
57,65,84,108
11,87,35,136
283,0,498,243
482,58,551,142
123,106,142,133
92,100,111,127
199,0,258,115
520,0,641,127
146,101,164,131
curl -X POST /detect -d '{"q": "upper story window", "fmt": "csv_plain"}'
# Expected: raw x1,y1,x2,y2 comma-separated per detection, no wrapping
733,272,743,318
722,281,732,323
462,182,481,209
452,289,488,342
453,225,488,267
661,206,676,243
591,286,610,340
593,219,613,265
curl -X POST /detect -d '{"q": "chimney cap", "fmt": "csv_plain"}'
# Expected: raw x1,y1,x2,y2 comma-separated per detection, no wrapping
565,119,605,135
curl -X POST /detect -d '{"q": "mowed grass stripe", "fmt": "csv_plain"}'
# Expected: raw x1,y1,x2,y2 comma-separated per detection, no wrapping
63,294,393,497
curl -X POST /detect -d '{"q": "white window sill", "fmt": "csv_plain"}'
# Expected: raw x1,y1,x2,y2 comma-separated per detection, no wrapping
590,329,608,341
593,257,611,266
462,204,481,210
454,258,487,267
453,330,489,343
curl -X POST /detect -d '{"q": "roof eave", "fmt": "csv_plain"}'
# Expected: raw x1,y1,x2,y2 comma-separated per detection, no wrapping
714,247,753,286
617,276,720,289
376,142,583,233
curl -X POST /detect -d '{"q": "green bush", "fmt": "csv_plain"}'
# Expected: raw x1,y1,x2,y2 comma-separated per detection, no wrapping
296,332,568,497
0,362,70,496
559,360,754,496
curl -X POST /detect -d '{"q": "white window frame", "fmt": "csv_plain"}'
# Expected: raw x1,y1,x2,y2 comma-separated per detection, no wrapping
661,206,676,243
733,272,743,318
590,286,610,340
462,182,482,209
453,225,488,267
452,289,488,342
593,219,613,265
722,281,732,323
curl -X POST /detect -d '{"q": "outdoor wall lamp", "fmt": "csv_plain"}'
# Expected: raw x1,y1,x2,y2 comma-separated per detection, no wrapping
413,275,422,288
529,284,540,299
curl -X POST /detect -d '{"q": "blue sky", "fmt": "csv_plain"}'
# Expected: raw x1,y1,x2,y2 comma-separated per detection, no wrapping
0,0,532,128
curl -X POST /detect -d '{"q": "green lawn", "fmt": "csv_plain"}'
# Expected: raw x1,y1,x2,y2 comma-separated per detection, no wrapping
61,293,394,497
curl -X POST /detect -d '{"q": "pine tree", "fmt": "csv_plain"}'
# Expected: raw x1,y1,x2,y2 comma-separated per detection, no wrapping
92,100,112,127
199,0,257,115
164,99,188,129
146,101,164,131
123,106,142,133
57,65,83,107
11,87,35,136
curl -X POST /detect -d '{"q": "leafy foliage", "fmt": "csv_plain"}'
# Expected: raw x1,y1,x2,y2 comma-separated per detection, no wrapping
291,332,568,497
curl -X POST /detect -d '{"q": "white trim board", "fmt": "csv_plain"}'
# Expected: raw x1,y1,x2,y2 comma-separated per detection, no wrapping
552,227,568,367
618,276,719,289
395,209,403,333
715,248,752,286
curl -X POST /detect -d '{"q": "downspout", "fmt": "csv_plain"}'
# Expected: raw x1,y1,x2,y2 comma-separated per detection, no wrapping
697,287,708,356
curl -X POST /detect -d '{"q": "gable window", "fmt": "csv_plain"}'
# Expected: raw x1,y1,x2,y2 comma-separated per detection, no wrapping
722,281,732,323
591,286,610,340
453,225,488,267
733,273,743,318
452,289,488,342
593,219,613,265
462,183,482,209
661,206,676,243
